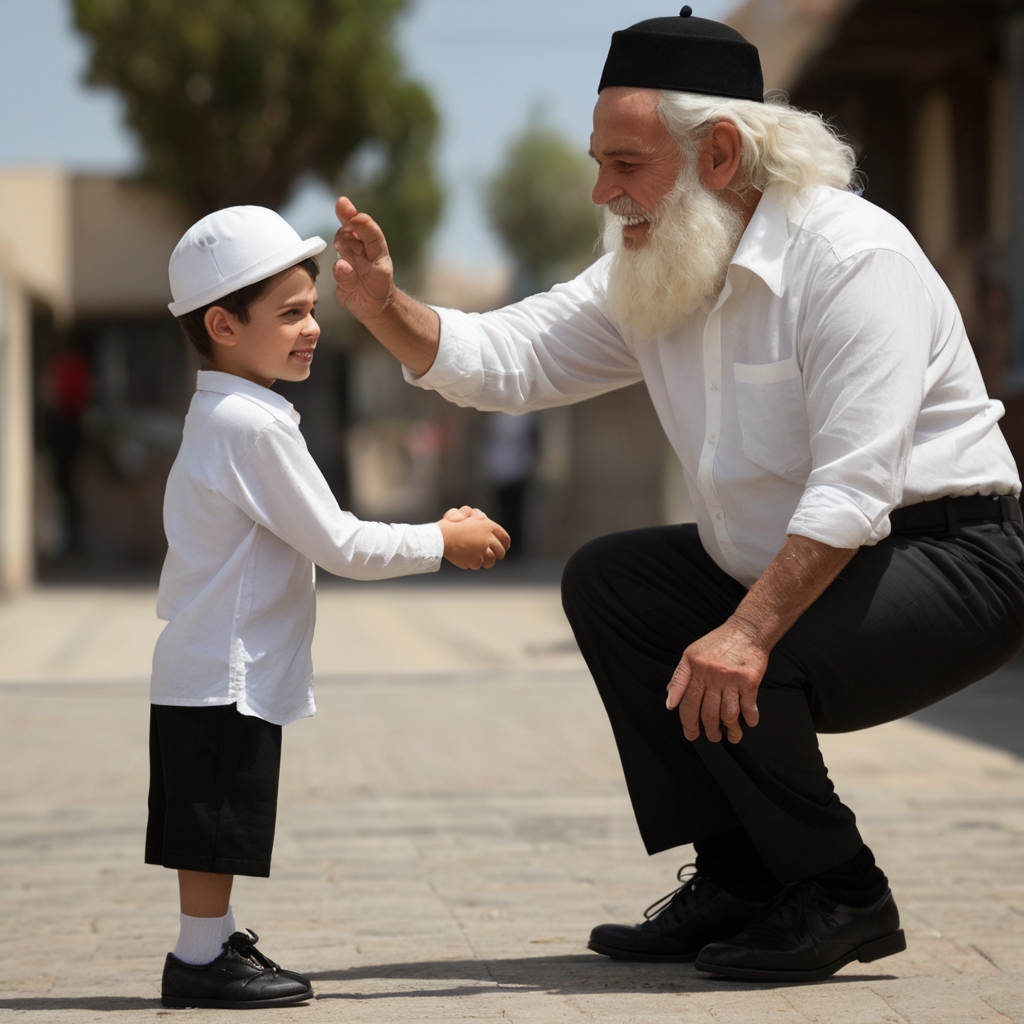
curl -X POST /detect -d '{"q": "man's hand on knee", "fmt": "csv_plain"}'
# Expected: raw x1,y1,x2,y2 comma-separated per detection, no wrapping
666,619,765,743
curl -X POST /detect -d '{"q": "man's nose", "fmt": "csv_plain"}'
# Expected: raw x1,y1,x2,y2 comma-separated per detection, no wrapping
592,170,623,207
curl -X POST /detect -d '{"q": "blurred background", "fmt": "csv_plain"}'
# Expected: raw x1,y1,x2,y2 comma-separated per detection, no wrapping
0,0,1019,589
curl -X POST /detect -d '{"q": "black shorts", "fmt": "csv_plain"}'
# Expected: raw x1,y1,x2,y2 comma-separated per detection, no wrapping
145,703,282,877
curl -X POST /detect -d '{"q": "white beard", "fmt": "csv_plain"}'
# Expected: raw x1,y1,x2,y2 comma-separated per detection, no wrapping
603,169,746,341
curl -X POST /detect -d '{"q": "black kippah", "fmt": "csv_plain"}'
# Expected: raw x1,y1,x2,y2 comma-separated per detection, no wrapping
598,8,763,103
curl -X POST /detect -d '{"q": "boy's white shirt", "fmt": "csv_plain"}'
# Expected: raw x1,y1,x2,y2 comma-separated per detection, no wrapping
151,370,444,726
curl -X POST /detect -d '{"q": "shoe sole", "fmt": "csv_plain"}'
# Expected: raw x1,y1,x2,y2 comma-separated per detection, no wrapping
161,990,313,1009
694,929,907,983
587,939,699,963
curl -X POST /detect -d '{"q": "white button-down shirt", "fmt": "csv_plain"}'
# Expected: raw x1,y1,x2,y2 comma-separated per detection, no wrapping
152,371,443,725
408,185,1019,588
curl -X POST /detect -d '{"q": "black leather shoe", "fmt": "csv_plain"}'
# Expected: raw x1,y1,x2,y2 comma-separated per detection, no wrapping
161,929,314,1009
587,866,772,962
694,882,906,982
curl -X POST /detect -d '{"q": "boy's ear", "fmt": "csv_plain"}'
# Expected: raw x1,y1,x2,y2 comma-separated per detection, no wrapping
204,305,240,349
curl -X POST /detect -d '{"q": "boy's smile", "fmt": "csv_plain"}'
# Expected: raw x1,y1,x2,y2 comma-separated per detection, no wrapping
204,265,320,388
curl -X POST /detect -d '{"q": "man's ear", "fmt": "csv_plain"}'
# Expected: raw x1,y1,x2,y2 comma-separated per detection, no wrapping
698,121,743,192
204,305,240,350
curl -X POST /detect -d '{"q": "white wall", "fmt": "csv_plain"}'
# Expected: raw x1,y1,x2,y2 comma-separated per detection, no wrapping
0,258,33,594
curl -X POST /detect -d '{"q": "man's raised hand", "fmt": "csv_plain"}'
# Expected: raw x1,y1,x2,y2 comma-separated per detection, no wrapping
333,197,395,323
437,510,511,570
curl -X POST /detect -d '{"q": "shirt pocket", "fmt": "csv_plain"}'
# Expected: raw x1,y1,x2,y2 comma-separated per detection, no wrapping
732,358,812,483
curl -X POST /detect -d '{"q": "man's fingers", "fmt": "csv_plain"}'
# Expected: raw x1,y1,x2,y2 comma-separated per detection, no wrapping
333,201,388,264
720,691,740,726
725,719,744,744
719,689,743,743
740,691,760,729
335,195,358,225
700,689,723,743
677,682,703,742
333,258,358,291
666,654,691,710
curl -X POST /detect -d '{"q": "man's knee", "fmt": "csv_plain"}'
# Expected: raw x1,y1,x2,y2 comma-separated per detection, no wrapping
561,530,644,615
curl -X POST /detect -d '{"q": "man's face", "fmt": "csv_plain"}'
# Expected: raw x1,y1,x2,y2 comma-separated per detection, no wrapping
589,87,684,249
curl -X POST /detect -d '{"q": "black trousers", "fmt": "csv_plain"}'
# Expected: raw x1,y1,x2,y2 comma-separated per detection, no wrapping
561,521,1024,883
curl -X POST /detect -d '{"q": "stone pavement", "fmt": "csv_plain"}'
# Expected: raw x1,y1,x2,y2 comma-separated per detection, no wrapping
1,578,1023,1023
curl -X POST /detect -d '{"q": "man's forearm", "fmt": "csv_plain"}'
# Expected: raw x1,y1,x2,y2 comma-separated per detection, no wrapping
731,534,857,652
358,289,441,377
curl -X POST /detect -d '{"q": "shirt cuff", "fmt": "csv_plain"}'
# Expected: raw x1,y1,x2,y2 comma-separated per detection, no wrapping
410,521,445,571
786,484,893,549
402,307,482,392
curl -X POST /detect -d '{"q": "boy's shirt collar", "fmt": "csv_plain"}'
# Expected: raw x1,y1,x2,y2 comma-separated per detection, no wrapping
196,370,301,426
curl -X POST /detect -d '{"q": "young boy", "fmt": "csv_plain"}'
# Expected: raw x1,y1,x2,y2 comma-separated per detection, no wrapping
150,206,509,1009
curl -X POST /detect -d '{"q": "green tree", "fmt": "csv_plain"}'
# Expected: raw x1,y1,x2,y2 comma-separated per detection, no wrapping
487,121,600,291
73,0,442,272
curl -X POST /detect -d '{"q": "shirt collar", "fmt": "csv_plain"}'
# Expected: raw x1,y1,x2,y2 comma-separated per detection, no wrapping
728,184,791,298
195,370,301,425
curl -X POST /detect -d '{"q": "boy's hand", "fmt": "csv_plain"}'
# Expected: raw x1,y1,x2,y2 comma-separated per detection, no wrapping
437,513,510,569
442,505,488,524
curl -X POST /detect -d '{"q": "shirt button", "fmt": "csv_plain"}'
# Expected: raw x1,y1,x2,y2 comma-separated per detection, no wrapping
714,511,723,520
710,381,720,392
707,435,715,444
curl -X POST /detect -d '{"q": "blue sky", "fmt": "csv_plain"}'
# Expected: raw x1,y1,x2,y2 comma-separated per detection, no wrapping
0,0,736,269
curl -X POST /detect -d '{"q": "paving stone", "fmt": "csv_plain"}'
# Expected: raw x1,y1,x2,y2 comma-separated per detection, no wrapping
1,583,1023,1022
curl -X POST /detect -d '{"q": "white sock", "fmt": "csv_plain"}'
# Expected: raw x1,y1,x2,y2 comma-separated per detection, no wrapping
172,910,232,965
221,905,237,942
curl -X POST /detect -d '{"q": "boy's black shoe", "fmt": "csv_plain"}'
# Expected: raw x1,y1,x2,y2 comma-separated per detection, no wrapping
161,929,314,1009
587,867,772,962
694,882,906,982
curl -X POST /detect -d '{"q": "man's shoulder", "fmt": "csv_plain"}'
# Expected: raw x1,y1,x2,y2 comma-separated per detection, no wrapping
789,187,923,268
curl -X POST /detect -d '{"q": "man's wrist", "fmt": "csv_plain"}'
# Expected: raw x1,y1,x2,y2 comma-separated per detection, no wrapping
356,286,398,327
728,610,781,653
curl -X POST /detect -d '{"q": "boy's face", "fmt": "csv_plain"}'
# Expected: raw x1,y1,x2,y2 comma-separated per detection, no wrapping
204,266,320,388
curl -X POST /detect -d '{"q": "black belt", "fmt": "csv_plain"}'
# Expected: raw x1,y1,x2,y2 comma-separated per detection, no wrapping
889,494,1023,535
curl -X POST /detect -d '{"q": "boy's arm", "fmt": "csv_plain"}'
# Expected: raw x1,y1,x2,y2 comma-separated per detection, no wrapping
226,421,504,578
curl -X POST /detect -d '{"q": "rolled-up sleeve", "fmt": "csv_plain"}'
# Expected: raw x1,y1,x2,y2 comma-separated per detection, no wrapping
405,255,644,413
787,249,933,548
227,422,444,579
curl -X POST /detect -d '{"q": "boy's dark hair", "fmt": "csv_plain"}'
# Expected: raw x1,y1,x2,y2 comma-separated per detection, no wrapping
176,256,321,359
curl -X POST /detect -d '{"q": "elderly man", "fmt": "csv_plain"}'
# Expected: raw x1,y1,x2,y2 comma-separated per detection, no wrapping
332,9,1024,982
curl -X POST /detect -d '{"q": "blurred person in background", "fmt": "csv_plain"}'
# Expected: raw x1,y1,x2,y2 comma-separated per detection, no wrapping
331,7,1024,985
481,411,537,559
39,345,92,556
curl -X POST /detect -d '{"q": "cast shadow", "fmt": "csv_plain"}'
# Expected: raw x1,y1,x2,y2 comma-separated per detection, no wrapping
913,655,1024,758
0,997,162,1012
306,953,898,998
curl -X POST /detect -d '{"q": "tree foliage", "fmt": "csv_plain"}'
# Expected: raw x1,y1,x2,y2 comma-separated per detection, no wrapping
487,122,600,291
73,0,442,271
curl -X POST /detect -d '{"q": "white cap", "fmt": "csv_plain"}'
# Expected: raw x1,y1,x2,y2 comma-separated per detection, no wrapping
168,205,327,316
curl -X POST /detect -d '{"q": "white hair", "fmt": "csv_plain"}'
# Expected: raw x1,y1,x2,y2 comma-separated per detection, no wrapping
656,90,858,200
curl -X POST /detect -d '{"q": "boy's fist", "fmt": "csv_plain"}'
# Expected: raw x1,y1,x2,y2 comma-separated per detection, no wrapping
437,510,510,569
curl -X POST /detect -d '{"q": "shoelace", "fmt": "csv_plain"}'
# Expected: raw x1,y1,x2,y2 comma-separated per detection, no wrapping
226,929,281,972
643,863,698,921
